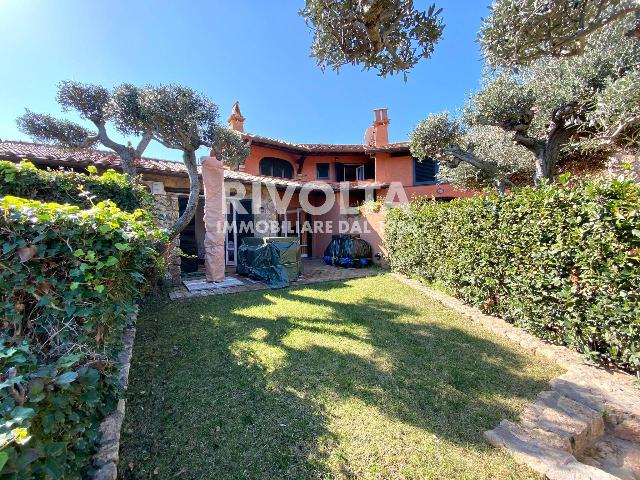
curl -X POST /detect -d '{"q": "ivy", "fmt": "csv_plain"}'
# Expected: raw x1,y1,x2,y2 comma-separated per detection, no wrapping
385,179,640,374
0,161,153,212
0,196,163,478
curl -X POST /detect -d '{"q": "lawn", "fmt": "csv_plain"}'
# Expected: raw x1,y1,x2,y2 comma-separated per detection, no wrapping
119,275,562,479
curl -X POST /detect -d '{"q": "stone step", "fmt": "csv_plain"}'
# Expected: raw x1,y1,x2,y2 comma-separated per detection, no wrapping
484,420,574,475
484,421,621,480
550,378,606,413
520,390,605,455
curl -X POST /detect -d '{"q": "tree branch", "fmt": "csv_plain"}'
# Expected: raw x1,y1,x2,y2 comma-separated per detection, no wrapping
135,131,154,156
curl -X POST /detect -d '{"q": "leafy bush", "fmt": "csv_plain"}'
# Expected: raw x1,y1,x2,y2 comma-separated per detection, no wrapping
1,196,163,478
0,161,153,212
385,179,640,374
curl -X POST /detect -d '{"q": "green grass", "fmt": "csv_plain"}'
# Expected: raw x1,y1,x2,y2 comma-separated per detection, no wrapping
120,275,562,479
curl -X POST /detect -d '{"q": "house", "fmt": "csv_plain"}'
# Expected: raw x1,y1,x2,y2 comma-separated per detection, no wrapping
0,105,471,280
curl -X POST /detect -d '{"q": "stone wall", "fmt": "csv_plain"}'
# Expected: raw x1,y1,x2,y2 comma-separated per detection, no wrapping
253,185,279,237
145,182,181,284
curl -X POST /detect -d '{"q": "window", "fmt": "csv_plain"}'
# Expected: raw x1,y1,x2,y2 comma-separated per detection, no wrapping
316,163,330,179
259,157,294,179
414,158,438,185
335,161,374,182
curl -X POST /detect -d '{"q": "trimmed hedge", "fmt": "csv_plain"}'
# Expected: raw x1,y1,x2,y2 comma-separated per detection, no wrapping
385,179,640,374
0,161,153,212
0,196,163,478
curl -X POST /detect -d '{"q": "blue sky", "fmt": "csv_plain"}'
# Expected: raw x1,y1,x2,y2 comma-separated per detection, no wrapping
0,0,490,161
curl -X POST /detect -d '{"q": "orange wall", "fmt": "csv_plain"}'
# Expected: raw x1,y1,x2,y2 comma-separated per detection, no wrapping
242,145,299,177
240,145,374,183
374,153,413,185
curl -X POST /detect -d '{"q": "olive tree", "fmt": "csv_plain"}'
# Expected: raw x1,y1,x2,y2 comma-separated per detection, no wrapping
126,85,248,242
300,0,443,77
481,23,638,184
18,82,249,241
480,0,640,68
410,112,534,193
17,81,153,178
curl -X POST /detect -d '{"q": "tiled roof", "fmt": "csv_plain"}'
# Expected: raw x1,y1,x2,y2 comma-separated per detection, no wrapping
0,140,189,175
242,132,409,154
0,140,334,190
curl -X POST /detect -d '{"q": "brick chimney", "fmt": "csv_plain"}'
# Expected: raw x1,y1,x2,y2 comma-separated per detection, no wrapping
227,101,245,132
372,108,390,147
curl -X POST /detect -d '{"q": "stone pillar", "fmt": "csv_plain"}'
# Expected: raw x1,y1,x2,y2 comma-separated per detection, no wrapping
202,155,226,282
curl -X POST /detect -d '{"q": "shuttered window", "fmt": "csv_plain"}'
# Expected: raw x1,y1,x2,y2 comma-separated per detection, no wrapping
414,158,438,185
259,157,294,179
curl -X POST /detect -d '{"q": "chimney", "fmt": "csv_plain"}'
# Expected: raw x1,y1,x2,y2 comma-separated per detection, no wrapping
227,101,245,132
372,108,389,147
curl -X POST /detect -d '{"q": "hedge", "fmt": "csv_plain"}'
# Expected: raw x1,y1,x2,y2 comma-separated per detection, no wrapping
0,196,163,478
385,178,640,374
0,160,153,212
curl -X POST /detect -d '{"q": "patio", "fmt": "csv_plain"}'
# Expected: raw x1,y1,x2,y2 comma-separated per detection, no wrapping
169,258,380,299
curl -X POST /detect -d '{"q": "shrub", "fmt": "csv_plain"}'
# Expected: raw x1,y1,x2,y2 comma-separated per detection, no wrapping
0,161,153,212
0,196,163,478
385,179,640,374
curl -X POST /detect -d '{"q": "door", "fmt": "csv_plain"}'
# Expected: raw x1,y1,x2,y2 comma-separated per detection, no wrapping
225,203,237,266
226,199,254,266
284,208,310,258
178,196,199,273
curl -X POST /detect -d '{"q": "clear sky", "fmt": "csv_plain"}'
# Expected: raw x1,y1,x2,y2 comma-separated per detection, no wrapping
0,0,490,161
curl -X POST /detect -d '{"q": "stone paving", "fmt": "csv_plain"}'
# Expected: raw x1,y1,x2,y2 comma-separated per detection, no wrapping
395,274,640,480
168,259,379,300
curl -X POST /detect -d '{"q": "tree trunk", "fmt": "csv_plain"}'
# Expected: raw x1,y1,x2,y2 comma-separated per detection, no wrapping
532,127,572,185
168,150,200,242
118,148,137,179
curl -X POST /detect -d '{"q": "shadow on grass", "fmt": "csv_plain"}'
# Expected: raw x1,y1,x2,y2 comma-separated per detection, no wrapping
120,277,553,479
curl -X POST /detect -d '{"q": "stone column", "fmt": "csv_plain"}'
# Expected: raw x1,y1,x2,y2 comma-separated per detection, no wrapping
201,155,226,282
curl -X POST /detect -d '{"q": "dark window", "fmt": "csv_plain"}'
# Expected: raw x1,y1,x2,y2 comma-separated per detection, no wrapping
259,157,294,179
414,158,438,185
316,163,330,179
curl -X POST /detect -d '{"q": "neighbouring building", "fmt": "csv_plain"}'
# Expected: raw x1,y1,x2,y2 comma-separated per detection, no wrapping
0,104,472,280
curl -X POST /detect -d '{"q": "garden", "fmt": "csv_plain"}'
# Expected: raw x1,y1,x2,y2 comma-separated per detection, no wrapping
1,0,640,479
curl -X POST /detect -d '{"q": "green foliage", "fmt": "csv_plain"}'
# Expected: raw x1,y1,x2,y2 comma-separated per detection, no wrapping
385,179,640,373
15,112,96,149
299,0,444,78
410,112,464,160
480,0,640,68
0,196,163,478
410,113,535,189
0,161,153,212
0,343,117,479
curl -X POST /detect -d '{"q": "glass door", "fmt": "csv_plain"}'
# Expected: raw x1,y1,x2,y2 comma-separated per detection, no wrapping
225,203,237,266
284,208,310,258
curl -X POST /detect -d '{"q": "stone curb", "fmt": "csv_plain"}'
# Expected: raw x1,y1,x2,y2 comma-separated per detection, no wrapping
393,274,639,480
91,312,137,480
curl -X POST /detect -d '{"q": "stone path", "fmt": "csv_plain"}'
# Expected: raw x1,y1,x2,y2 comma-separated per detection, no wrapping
169,259,379,300
394,274,640,480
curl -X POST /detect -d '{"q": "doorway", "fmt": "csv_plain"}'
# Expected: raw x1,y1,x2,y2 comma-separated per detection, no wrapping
282,208,311,257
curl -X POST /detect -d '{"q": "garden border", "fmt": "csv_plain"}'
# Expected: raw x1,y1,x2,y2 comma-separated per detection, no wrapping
394,273,639,480
91,311,137,480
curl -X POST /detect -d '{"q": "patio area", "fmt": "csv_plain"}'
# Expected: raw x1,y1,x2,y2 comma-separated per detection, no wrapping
169,258,380,299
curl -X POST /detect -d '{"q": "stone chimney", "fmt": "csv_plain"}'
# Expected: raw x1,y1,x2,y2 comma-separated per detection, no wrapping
365,108,390,147
227,101,245,132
